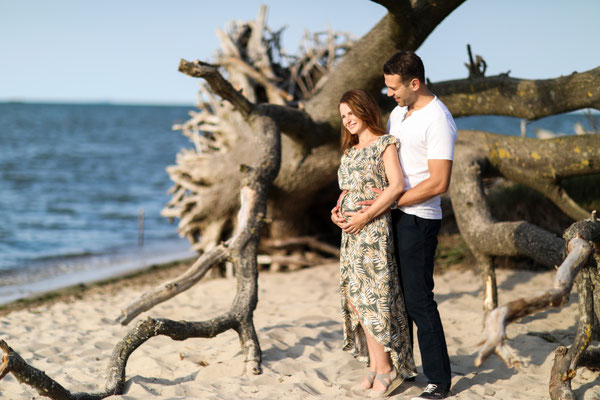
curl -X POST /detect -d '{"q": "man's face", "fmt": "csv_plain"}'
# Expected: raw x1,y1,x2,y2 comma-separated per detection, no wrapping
384,74,417,108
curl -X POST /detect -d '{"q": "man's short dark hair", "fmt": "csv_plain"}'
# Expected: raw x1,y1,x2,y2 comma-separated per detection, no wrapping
383,51,425,83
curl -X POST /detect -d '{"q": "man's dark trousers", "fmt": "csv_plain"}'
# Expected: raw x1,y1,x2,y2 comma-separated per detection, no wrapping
391,209,451,389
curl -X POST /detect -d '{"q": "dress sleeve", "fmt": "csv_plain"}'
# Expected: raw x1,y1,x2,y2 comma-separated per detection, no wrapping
375,134,399,157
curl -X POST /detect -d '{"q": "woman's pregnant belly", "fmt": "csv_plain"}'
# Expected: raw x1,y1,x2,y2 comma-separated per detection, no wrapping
339,190,371,220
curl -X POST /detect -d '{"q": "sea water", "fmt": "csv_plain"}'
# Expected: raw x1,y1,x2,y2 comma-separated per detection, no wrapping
0,102,196,303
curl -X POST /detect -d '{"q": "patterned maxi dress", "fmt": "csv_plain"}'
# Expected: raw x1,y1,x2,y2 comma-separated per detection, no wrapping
337,134,416,377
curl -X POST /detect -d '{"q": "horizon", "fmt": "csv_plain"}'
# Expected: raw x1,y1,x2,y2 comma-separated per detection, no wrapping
3,101,598,121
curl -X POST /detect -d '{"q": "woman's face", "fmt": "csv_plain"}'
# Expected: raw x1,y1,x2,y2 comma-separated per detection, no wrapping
339,103,366,136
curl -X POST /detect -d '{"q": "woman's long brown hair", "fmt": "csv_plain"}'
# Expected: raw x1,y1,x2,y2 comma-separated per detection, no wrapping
339,89,387,152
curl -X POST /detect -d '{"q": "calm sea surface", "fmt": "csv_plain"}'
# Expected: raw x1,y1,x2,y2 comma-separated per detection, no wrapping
0,102,195,303
0,102,596,303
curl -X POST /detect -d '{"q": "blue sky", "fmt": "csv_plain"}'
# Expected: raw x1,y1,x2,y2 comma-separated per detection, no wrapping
1,0,598,105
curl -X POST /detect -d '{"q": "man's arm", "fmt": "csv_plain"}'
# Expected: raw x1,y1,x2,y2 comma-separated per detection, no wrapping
396,159,453,207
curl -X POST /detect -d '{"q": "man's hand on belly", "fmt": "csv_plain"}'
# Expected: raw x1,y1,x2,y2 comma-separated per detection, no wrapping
356,187,384,211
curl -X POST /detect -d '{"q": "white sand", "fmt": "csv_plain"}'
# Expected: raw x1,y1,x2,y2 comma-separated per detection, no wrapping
1,263,599,399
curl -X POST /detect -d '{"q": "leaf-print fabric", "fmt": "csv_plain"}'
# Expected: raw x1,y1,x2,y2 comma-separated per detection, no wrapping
337,134,416,377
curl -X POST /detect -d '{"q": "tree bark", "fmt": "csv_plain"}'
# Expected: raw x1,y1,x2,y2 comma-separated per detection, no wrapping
548,218,600,400
431,66,600,119
550,345,600,400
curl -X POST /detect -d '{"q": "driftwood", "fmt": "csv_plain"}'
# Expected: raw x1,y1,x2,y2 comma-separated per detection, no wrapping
0,317,237,400
162,5,357,254
431,66,600,120
474,215,600,400
464,44,486,79
257,253,330,267
117,233,339,324
261,236,341,258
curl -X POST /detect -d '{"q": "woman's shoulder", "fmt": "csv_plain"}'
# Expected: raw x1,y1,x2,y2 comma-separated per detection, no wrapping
367,135,397,158
375,134,398,148
377,134,396,141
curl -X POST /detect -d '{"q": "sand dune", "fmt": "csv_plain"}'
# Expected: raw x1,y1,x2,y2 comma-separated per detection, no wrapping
1,262,599,399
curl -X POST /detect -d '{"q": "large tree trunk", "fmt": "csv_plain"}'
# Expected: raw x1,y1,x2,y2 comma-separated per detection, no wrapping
162,1,469,252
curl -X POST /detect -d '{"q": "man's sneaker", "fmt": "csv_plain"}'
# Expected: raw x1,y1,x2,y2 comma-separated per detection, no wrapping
411,383,450,399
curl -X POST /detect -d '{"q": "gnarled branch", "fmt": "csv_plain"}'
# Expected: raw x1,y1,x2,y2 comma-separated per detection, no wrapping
474,236,593,368
432,66,600,119
474,217,600,400
0,314,238,400
178,59,254,117
116,238,229,325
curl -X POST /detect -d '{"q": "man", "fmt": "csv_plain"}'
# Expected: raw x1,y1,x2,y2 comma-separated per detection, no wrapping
332,51,456,399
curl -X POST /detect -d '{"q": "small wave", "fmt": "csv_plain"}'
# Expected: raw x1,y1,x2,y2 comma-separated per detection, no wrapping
100,212,137,220
91,193,138,203
46,206,77,215
30,251,97,262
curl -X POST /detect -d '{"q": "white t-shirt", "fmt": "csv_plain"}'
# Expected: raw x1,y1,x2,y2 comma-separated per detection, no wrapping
387,96,457,220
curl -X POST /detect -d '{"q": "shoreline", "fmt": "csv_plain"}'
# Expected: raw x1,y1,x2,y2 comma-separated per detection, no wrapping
0,256,196,317
0,238,193,307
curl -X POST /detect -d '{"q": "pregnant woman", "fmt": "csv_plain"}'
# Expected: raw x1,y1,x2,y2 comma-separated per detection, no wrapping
332,89,416,397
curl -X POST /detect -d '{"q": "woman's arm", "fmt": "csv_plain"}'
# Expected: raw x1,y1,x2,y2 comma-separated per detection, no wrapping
339,145,404,234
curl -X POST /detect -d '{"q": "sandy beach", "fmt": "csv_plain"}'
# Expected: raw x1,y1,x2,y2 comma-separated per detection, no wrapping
1,260,599,399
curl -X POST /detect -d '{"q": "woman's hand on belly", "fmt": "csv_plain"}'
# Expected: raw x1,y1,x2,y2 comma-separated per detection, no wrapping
330,190,348,228
330,207,346,227
340,208,371,235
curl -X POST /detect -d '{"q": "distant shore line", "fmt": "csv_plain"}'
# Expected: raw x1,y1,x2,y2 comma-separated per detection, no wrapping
0,100,195,107
0,256,196,317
